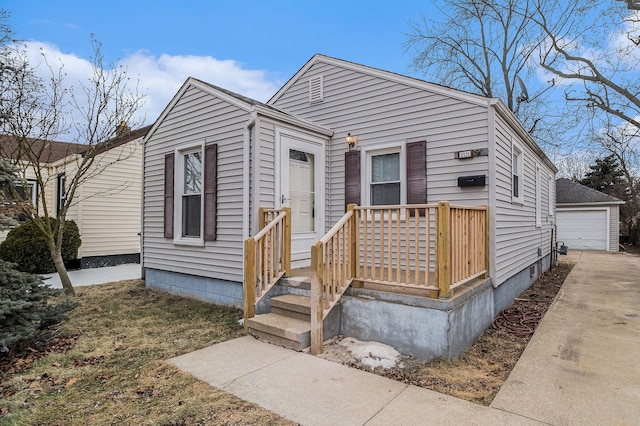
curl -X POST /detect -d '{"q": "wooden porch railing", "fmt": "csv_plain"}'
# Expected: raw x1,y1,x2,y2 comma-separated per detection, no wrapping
243,207,291,331
311,201,489,354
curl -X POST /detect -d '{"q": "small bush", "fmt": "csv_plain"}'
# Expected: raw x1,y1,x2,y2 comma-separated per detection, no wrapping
0,261,78,353
0,218,82,274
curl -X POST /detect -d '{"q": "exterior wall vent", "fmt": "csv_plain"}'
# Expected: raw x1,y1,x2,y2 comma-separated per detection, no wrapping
309,75,323,104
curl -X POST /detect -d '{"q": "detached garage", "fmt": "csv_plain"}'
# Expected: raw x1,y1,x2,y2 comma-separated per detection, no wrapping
556,178,625,252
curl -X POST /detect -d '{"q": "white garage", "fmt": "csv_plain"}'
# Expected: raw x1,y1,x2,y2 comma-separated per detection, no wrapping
556,179,624,252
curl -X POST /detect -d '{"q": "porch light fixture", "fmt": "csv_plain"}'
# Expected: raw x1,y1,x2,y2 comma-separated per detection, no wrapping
345,133,357,150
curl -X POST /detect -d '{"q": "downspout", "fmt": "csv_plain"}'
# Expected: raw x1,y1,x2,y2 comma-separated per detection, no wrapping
243,108,257,240
139,137,146,280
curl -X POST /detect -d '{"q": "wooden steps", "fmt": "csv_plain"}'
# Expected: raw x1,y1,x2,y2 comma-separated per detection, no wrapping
247,294,312,351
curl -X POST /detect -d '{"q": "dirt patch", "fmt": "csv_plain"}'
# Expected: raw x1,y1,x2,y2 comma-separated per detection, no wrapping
317,262,575,405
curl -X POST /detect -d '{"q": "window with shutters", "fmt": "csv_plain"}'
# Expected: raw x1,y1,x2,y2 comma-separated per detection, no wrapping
175,143,204,244
345,141,426,213
165,142,217,245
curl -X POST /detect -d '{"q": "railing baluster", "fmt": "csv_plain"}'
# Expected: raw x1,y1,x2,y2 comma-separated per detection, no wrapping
396,208,401,283
415,208,420,286
426,207,431,287
363,208,368,279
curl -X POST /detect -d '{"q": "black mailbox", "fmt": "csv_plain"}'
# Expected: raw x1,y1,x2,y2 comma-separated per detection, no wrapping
457,175,486,187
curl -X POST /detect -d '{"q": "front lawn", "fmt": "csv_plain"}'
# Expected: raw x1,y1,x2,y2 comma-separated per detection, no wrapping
1,279,293,425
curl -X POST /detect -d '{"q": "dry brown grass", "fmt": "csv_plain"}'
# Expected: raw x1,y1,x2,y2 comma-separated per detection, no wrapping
320,262,575,406
1,280,294,425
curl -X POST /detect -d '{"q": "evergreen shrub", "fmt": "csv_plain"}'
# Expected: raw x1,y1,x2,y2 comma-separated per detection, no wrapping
0,219,82,274
0,261,77,353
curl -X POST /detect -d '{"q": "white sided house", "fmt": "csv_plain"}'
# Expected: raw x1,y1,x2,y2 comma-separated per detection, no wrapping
1,124,149,268
142,55,557,360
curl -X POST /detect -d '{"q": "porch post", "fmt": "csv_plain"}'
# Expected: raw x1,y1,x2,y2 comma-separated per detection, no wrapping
283,207,291,276
243,238,256,332
258,207,266,230
310,242,324,355
436,201,452,298
483,205,489,279
347,204,359,286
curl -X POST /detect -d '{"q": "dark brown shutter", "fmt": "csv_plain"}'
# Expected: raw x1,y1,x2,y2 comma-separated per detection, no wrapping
406,140,427,216
204,144,218,241
164,153,174,239
344,150,361,210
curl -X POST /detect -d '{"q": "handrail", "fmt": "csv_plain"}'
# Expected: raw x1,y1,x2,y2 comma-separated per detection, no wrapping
243,207,291,331
310,202,489,354
310,205,356,355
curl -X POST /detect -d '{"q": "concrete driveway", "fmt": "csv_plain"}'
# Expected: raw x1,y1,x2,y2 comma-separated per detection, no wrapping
492,250,640,425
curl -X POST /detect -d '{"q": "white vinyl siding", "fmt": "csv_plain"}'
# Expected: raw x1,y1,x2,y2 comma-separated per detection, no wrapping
143,85,247,282
535,164,541,228
74,139,142,258
269,61,491,227
0,139,144,258
492,112,555,285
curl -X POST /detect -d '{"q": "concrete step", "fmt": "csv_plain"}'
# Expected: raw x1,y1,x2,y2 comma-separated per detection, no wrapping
247,313,310,351
270,294,311,321
280,275,311,291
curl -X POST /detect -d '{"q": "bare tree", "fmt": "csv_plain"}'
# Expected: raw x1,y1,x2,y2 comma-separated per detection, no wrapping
405,0,567,149
532,0,640,132
593,118,640,234
554,150,593,181
0,32,144,296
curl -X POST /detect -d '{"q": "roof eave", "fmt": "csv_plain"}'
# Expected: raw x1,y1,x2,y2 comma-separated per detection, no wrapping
557,201,626,207
491,98,558,173
253,104,333,137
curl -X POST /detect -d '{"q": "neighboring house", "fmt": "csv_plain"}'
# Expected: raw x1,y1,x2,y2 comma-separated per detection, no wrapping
556,178,625,251
142,54,557,359
0,123,150,268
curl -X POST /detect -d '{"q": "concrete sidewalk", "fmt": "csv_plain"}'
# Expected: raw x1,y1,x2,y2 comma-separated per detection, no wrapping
42,263,141,289
169,250,640,425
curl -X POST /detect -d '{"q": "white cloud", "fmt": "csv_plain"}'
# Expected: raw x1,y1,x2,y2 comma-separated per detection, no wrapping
19,41,282,137
121,50,282,125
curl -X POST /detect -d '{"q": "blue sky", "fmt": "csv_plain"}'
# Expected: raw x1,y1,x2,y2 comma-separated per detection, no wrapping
4,0,433,127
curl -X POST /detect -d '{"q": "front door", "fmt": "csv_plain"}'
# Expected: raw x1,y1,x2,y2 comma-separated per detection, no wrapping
277,130,325,267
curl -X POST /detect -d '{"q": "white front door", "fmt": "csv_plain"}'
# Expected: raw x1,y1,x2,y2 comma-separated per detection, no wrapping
277,130,325,266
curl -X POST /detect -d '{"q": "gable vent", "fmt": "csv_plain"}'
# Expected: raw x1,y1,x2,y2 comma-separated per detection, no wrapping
309,75,323,104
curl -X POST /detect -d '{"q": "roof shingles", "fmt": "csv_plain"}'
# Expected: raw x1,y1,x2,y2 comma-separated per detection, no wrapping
556,178,624,204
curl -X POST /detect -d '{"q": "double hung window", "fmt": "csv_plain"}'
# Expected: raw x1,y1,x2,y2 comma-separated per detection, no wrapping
181,149,203,238
370,151,401,205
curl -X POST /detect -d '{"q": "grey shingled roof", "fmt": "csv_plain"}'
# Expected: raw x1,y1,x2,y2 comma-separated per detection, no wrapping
556,178,624,204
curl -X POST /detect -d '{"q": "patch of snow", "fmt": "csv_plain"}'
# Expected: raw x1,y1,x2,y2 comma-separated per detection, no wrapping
337,337,404,370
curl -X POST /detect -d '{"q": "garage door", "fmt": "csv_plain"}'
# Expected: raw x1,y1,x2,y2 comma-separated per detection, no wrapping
557,209,608,250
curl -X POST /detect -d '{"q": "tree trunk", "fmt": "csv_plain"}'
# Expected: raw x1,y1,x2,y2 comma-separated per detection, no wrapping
51,248,75,296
